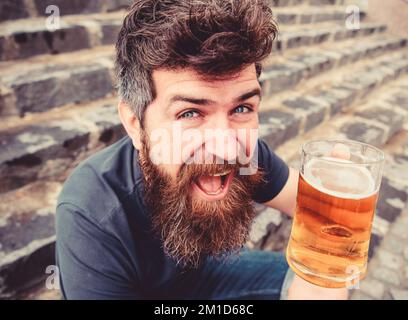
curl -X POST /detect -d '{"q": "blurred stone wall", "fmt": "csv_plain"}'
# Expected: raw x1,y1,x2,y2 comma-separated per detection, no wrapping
348,0,408,37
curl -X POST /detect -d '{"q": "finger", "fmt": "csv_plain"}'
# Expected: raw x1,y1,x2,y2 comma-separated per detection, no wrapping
330,143,351,160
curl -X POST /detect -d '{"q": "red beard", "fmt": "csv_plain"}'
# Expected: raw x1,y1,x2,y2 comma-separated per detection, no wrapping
139,133,264,268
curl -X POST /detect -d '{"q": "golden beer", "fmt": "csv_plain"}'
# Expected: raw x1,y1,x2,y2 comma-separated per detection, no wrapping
286,141,384,288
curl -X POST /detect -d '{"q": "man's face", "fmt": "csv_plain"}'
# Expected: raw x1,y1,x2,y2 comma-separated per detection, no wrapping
144,64,261,188
138,64,264,267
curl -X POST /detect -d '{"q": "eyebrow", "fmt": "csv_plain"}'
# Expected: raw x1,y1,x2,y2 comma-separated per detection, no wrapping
168,88,262,108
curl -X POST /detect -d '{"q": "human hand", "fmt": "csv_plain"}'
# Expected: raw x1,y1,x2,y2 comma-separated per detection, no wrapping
287,274,349,300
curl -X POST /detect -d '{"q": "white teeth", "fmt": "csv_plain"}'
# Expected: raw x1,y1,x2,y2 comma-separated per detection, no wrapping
211,170,231,177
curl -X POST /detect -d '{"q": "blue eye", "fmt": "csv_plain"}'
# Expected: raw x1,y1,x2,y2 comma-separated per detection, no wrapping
234,105,252,114
179,110,200,119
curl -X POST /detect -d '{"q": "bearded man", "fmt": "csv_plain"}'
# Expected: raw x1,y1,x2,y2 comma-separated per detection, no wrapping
56,0,348,300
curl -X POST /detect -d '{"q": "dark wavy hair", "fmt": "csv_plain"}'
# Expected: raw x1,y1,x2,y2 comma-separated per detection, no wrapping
115,0,277,125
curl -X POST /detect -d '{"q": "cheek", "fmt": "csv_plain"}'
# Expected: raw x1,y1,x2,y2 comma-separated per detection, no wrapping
236,120,259,158
250,114,259,128
232,114,259,131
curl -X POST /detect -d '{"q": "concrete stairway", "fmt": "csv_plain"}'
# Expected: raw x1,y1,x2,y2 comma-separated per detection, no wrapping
0,0,407,299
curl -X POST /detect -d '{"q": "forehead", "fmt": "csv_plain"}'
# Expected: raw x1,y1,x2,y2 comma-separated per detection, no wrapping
152,65,260,101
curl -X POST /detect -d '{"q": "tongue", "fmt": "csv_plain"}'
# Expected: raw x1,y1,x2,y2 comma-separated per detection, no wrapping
196,175,222,193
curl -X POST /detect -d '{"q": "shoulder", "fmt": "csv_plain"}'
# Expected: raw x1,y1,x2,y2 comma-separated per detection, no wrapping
57,136,137,224
251,139,290,203
257,139,270,156
256,138,281,167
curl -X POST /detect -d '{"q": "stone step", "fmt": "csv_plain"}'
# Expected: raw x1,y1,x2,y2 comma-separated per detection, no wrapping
261,35,407,96
0,0,346,23
274,22,387,52
258,49,408,150
272,75,408,179
0,46,116,116
1,29,399,117
0,181,62,299
350,202,408,300
273,5,365,26
0,97,126,194
350,164,408,300
249,75,408,262
0,0,131,23
0,10,124,61
0,5,382,62
17,281,62,300
269,0,346,7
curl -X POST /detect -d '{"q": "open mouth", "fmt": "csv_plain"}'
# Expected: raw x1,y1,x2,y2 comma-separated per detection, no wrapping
192,169,234,201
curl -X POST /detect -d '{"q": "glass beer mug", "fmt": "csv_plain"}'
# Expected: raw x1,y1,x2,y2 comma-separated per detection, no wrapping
286,140,385,288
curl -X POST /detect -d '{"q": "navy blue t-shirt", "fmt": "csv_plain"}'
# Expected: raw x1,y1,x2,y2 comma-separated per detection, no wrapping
56,136,289,299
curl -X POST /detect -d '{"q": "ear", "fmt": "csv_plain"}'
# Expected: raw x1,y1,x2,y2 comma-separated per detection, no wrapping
118,101,142,150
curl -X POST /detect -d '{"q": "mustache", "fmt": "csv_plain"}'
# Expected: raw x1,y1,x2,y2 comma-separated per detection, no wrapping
179,163,236,180
177,158,252,181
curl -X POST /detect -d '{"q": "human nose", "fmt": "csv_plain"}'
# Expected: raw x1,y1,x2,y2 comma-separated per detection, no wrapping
204,130,239,162
203,115,240,162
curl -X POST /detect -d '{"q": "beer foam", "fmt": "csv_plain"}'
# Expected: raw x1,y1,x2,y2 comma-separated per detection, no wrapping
303,157,376,199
